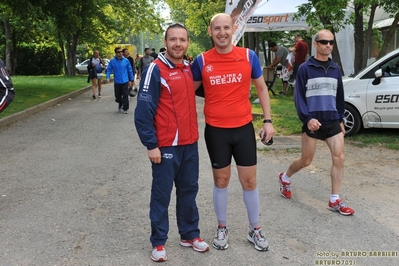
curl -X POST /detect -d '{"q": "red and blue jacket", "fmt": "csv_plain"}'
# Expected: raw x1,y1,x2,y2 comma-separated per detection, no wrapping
134,53,198,150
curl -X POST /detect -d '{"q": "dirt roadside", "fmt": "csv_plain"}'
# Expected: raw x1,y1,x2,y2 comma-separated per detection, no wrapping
262,136,399,236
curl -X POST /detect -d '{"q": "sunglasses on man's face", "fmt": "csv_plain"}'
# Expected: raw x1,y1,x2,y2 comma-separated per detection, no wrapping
116,51,123,54
316,40,334,45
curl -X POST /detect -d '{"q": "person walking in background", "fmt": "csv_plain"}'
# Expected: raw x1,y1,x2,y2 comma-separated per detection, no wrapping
134,53,141,78
0,58,15,113
150,47,158,60
135,23,209,262
266,42,289,95
105,47,134,114
279,29,354,216
159,47,166,55
123,48,136,97
87,50,106,99
137,47,154,79
289,33,308,80
191,13,275,252
123,48,134,70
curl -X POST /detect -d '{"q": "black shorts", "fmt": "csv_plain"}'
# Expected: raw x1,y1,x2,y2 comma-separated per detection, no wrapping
204,122,257,169
302,120,342,140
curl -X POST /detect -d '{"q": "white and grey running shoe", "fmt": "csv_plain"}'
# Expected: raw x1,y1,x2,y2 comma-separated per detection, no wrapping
247,227,269,251
213,226,229,250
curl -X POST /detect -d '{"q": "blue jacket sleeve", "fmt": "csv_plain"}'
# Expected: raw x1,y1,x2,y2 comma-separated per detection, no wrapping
249,50,263,79
191,56,203,82
127,62,134,81
294,65,312,124
134,63,161,150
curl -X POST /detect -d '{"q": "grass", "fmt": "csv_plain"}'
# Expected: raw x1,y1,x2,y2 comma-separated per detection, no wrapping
0,75,88,119
251,79,399,150
346,128,399,149
251,79,301,135
2,75,398,150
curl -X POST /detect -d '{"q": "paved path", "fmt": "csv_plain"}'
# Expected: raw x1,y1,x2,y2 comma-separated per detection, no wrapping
0,83,398,265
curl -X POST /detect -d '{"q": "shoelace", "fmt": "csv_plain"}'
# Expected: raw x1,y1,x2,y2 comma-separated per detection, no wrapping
217,228,227,240
253,229,266,242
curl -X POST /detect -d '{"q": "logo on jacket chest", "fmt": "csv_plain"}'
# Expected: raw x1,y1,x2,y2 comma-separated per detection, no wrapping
169,71,182,80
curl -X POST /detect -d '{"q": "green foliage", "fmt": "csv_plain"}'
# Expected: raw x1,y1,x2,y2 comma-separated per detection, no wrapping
187,42,206,58
1,0,167,75
16,44,63,75
165,0,225,51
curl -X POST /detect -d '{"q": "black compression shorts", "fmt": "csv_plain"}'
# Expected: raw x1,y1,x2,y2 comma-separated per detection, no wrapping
204,122,257,169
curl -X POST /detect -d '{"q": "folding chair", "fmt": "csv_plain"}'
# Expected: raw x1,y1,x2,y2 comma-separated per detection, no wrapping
263,68,277,96
288,79,295,92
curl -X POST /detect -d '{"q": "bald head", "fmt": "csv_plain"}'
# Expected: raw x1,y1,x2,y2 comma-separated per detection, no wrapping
208,13,234,53
210,13,233,28
314,29,334,42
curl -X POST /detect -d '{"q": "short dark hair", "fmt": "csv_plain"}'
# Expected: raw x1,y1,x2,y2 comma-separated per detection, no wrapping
268,42,277,48
144,47,150,52
159,47,166,53
114,47,122,53
165,23,188,40
122,48,128,53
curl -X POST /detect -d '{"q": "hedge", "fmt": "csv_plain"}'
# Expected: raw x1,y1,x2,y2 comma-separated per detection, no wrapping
15,44,64,75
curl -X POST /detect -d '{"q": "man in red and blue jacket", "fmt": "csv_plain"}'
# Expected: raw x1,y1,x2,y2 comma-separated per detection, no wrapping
134,23,209,262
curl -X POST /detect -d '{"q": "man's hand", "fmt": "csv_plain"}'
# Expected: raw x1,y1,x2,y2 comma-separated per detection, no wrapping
340,122,345,135
307,118,322,131
148,148,162,164
261,123,275,143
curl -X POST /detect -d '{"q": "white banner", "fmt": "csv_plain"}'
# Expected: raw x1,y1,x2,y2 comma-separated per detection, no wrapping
225,0,263,45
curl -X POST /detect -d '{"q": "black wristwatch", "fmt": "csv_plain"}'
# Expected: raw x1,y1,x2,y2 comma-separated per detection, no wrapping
263,119,273,123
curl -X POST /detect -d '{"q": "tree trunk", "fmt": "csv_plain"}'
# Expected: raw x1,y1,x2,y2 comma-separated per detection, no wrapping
58,38,67,76
378,15,399,59
65,33,79,76
331,32,344,76
317,15,344,76
362,4,377,69
3,17,12,74
260,38,267,65
353,3,364,75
